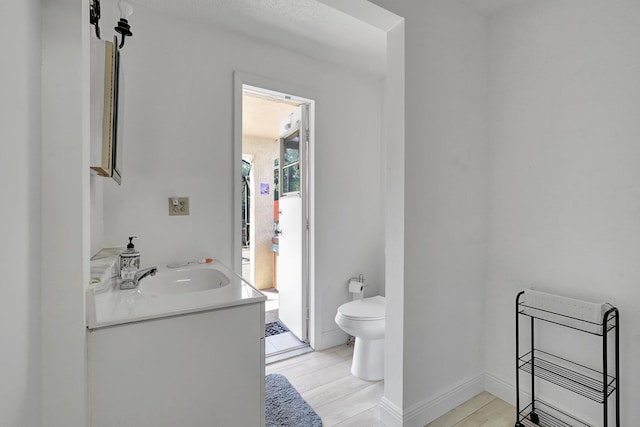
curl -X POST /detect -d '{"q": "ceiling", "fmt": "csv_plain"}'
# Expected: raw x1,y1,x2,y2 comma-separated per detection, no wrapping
130,0,388,76
243,93,299,140
128,0,522,81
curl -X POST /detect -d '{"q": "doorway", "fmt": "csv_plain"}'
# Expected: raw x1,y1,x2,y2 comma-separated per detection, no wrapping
240,84,314,362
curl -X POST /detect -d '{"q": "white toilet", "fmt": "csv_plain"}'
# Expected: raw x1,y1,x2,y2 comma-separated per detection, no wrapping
334,295,385,381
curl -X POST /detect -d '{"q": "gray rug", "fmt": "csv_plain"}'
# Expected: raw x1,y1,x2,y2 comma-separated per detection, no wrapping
265,374,322,427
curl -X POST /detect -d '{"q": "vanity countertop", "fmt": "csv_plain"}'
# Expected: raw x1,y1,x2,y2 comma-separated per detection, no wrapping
86,260,265,329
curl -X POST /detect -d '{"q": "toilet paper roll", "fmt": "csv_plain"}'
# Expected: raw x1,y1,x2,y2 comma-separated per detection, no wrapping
348,279,364,293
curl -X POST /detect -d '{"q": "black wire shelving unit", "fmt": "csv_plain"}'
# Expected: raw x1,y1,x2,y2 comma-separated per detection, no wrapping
515,291,619,427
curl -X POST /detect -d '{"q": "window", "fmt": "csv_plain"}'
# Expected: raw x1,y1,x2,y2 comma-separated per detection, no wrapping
281,130,300,194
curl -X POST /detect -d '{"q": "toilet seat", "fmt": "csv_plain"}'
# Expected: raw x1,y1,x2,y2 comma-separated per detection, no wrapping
337,295,385,321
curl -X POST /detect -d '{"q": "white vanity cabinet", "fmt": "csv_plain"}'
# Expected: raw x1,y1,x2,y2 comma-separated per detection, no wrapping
88,301,265,427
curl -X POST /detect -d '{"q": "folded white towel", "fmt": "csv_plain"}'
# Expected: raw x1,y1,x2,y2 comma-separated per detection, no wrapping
522,289,607,334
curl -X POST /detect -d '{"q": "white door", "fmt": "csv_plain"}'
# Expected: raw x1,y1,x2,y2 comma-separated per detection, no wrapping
277,105,308,342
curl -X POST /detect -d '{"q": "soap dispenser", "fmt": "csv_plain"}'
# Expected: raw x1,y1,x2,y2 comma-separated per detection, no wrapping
120,236,140,289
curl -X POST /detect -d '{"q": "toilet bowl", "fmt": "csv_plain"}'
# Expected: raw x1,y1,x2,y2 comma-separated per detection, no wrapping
334,295,385,381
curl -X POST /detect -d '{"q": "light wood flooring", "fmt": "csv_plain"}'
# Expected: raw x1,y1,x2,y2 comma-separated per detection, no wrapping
425,392,515,427
267,344,515,427
266,344,384,426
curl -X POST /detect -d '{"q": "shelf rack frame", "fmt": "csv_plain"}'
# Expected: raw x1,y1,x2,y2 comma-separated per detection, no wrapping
514,290,619,427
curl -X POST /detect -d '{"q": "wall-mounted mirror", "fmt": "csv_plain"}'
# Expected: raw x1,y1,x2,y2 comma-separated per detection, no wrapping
90,36,123,184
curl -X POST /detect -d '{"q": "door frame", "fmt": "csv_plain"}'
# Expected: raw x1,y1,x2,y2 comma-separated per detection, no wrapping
233,71,317,348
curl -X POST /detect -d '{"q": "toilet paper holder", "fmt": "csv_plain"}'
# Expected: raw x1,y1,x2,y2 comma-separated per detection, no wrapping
348,274,367,298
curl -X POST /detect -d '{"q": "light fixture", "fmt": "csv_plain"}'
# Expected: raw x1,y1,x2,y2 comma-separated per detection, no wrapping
114,1,134,49
89,0,101,39
89,0,134,50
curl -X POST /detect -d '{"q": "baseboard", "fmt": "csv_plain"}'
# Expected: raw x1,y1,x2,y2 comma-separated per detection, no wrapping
315,328,348,351
379,373,485,427
406,374,485,426
379,397,403,427
484,372,516,406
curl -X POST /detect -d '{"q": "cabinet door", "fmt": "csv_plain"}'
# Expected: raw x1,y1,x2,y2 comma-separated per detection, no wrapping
88,304,264,427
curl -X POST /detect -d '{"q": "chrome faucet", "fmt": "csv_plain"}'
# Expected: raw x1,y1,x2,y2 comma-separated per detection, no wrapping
136,266,158,284
120,266,158,290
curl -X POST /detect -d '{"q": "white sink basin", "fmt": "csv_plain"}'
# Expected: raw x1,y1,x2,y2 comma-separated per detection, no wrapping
87,260,266,329
139,268,231,296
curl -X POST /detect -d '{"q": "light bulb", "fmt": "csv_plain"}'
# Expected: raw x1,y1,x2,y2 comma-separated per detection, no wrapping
118,1,133,20
114,0,133,46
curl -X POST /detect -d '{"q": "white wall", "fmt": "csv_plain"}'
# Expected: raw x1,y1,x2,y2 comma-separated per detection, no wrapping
0,0,41,425
244,135,278,290
100,5,385,350
91,176,105,256
368,1,491,424
485,1,640,424
380,19,406,424
41,0,89,425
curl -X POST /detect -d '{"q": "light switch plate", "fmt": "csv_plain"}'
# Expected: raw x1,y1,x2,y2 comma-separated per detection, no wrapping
168,197,189,216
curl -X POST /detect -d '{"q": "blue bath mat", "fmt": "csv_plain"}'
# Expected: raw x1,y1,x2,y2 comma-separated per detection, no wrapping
265,374,322,427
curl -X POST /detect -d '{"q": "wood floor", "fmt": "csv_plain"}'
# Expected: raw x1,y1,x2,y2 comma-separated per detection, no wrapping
425,392,515,427
266,344,384,426
266,344,515,427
